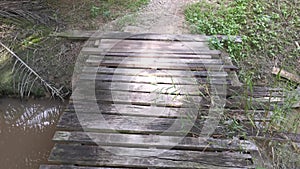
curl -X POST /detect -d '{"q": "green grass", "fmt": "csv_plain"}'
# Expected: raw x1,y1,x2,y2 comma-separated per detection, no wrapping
185,0,299,84
185,0,300,168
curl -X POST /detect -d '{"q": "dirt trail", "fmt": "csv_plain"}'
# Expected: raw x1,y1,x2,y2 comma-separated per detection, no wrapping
102,0,198,34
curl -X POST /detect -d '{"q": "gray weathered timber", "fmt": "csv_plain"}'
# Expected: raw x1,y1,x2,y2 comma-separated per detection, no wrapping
51,31,242,42
82,67,228,77
71,89,283,109
86,56,224,65
82,52,215,59
52,131,258,152
57,111,209,135
81,47,222,55
48,144,254,169
98,39,210,50
78,74,230,85
74,81,227,96
42,33,259,169
67,102,272,121
40,166,128,169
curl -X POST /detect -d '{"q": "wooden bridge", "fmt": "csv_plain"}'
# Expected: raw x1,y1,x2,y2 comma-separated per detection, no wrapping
39,32,283,169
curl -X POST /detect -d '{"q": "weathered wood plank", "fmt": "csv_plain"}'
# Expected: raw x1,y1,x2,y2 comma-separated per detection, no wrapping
67,101,220,115
85,52,216,59
98,39,210,50
71,89,283,109
78,74,230,85
56,110,276,138
74,81,226,96
75,80,284,98
57,111,224,135
67,102,273,121
67,102,195,118
52,131,258,152
74,77,284,98
82,67,228,77
88,61,237,71
87,56,224,65
40,165,127,169
71,89,207,107
48,144,254,168
81,47,222,55
51,31,242,42
57,109,270,136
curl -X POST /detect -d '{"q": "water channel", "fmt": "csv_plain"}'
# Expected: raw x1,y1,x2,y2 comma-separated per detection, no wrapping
0,97,66,169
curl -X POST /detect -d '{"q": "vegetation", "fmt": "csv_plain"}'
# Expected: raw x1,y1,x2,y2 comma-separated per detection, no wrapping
185,0,299,168
185,0,299,84
0,0,148,97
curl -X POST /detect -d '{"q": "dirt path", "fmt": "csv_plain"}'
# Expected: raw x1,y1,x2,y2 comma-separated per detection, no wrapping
102,0,198,34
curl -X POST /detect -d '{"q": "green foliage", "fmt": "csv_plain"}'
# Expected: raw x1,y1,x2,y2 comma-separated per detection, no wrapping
185,0,248,35
185,0,248,62
186,1,300,168
90,5,101,18
185,0,299,81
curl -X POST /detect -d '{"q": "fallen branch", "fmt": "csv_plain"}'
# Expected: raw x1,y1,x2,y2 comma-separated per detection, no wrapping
272,67,300,84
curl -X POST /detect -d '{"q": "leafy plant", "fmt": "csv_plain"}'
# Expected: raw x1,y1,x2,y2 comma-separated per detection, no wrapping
185,0,300,168
90,5,101,18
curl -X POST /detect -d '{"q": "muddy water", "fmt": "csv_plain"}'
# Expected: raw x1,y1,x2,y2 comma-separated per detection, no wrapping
0,98,66,169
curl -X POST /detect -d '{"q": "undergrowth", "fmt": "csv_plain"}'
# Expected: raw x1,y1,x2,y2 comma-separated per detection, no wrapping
45,0,149,30
0,0,149,97
185,0,299,84
185,0,299,168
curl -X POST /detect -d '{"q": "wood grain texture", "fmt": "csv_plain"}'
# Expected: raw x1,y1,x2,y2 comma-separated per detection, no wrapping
40,165,127,169
81,47,222,55
42,33,260,169
82,67,228,77
52,131,258,152
48,143,254,169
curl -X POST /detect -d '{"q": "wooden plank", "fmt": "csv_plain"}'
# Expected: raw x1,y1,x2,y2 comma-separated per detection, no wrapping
40,165,127,169
74,81,226,96
51,31,131,40
57,109,271,136
67,102,273,120
52,131,258,152
71,88,213,104
81,47,222,55
78,74,230,85
56,111,223,135
249,131,300,143
71,90,283,110
82,60,237,72
82,67,228,77
87,56,224,65
272,67,300,84
67,102,199,118
72,89,203,107
98,39,210,50
75,79,285,98
48,144,254,168
87,61,237,71
84,52,215,59
56,110,275,137
51,31,242,42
